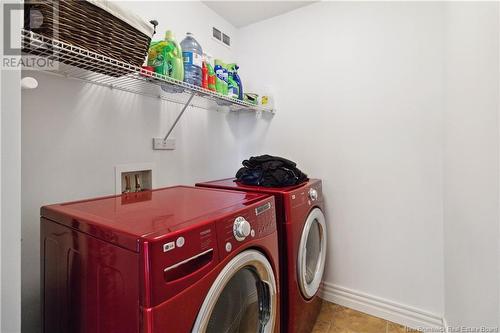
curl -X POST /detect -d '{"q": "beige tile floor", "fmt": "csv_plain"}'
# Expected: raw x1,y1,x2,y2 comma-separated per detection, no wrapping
313,301,419,333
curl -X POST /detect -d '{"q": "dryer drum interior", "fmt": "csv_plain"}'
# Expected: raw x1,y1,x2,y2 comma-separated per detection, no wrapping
192,250,277,333
298,207,327,299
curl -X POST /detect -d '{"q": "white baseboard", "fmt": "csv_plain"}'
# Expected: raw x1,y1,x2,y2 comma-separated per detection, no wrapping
320,282,446,330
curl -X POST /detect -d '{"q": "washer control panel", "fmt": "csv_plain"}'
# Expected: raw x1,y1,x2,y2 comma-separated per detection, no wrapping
218,197,276,259
291,181,323,208
308,188,318,201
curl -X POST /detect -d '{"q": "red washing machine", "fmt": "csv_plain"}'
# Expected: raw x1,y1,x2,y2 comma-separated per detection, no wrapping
196,179,327,333
40,186,280,333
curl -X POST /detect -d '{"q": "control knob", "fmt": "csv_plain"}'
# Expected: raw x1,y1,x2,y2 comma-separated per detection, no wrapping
233,216,251,241
309,188,318,201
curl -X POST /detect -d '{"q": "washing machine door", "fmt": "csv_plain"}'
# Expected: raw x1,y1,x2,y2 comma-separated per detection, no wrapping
297,207,327,299
192,250,277,333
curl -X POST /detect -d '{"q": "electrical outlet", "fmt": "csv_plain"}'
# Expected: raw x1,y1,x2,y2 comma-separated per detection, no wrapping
153,138,175,150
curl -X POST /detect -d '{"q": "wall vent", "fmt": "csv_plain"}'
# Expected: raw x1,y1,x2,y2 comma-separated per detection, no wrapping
212,27,222,41
212,26,231,48
222,33,230,47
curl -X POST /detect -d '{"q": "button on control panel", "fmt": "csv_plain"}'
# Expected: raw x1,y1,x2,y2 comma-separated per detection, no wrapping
233,216,251,241
176,237,185,247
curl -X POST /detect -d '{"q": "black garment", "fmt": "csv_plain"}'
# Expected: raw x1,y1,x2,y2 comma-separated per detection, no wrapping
235,155,308,187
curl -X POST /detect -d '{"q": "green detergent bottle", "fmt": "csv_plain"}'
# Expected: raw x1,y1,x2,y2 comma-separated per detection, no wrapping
147,40,169,75
147,31,184,82
214,59,228,95
164,30,184,82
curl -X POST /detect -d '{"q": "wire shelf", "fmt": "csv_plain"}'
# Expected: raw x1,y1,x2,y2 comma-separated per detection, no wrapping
21,29,275,114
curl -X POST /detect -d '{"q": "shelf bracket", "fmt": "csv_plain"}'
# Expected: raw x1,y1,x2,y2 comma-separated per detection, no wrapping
163,92,196,141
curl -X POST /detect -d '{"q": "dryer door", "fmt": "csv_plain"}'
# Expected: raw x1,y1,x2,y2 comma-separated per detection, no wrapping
192,250,277,333
297,207,327,299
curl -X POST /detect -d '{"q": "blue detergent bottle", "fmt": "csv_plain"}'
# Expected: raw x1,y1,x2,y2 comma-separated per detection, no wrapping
227,63,243,100
180,32,203,86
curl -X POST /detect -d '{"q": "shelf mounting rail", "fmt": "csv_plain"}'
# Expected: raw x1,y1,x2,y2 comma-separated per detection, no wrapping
163,92,195,141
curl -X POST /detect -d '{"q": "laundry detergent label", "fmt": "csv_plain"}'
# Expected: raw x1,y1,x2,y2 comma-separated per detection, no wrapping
215,69,224,80
215,69,228,81
183,51,202,68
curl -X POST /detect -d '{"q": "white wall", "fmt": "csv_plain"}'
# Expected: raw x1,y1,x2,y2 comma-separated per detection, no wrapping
235,1,446,325
19,1,500,331
443,2,499,328
2,72,22,333
235,0,500,328
21,2,243,332
1,1,22,331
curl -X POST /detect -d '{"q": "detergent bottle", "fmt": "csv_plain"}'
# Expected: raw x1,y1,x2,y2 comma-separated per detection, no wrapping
227,63,243,100
202,60,208,89
147,40,169,75
164,30,184,81
204,53,216,92
147,32,184,82
214,59,228,95
227,66,237,99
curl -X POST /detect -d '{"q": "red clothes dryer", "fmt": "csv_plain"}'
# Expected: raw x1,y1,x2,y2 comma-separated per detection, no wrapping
40,186,280,333
196,179,327,333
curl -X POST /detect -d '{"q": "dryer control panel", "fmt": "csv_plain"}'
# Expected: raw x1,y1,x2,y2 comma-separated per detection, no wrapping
217,196,276,260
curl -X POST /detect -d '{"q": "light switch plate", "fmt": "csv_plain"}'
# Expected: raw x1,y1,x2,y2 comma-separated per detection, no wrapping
153,138,175,150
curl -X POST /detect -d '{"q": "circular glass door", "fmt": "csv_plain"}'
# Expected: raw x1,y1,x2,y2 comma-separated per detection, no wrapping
297,207,327,299
192,250,277,333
